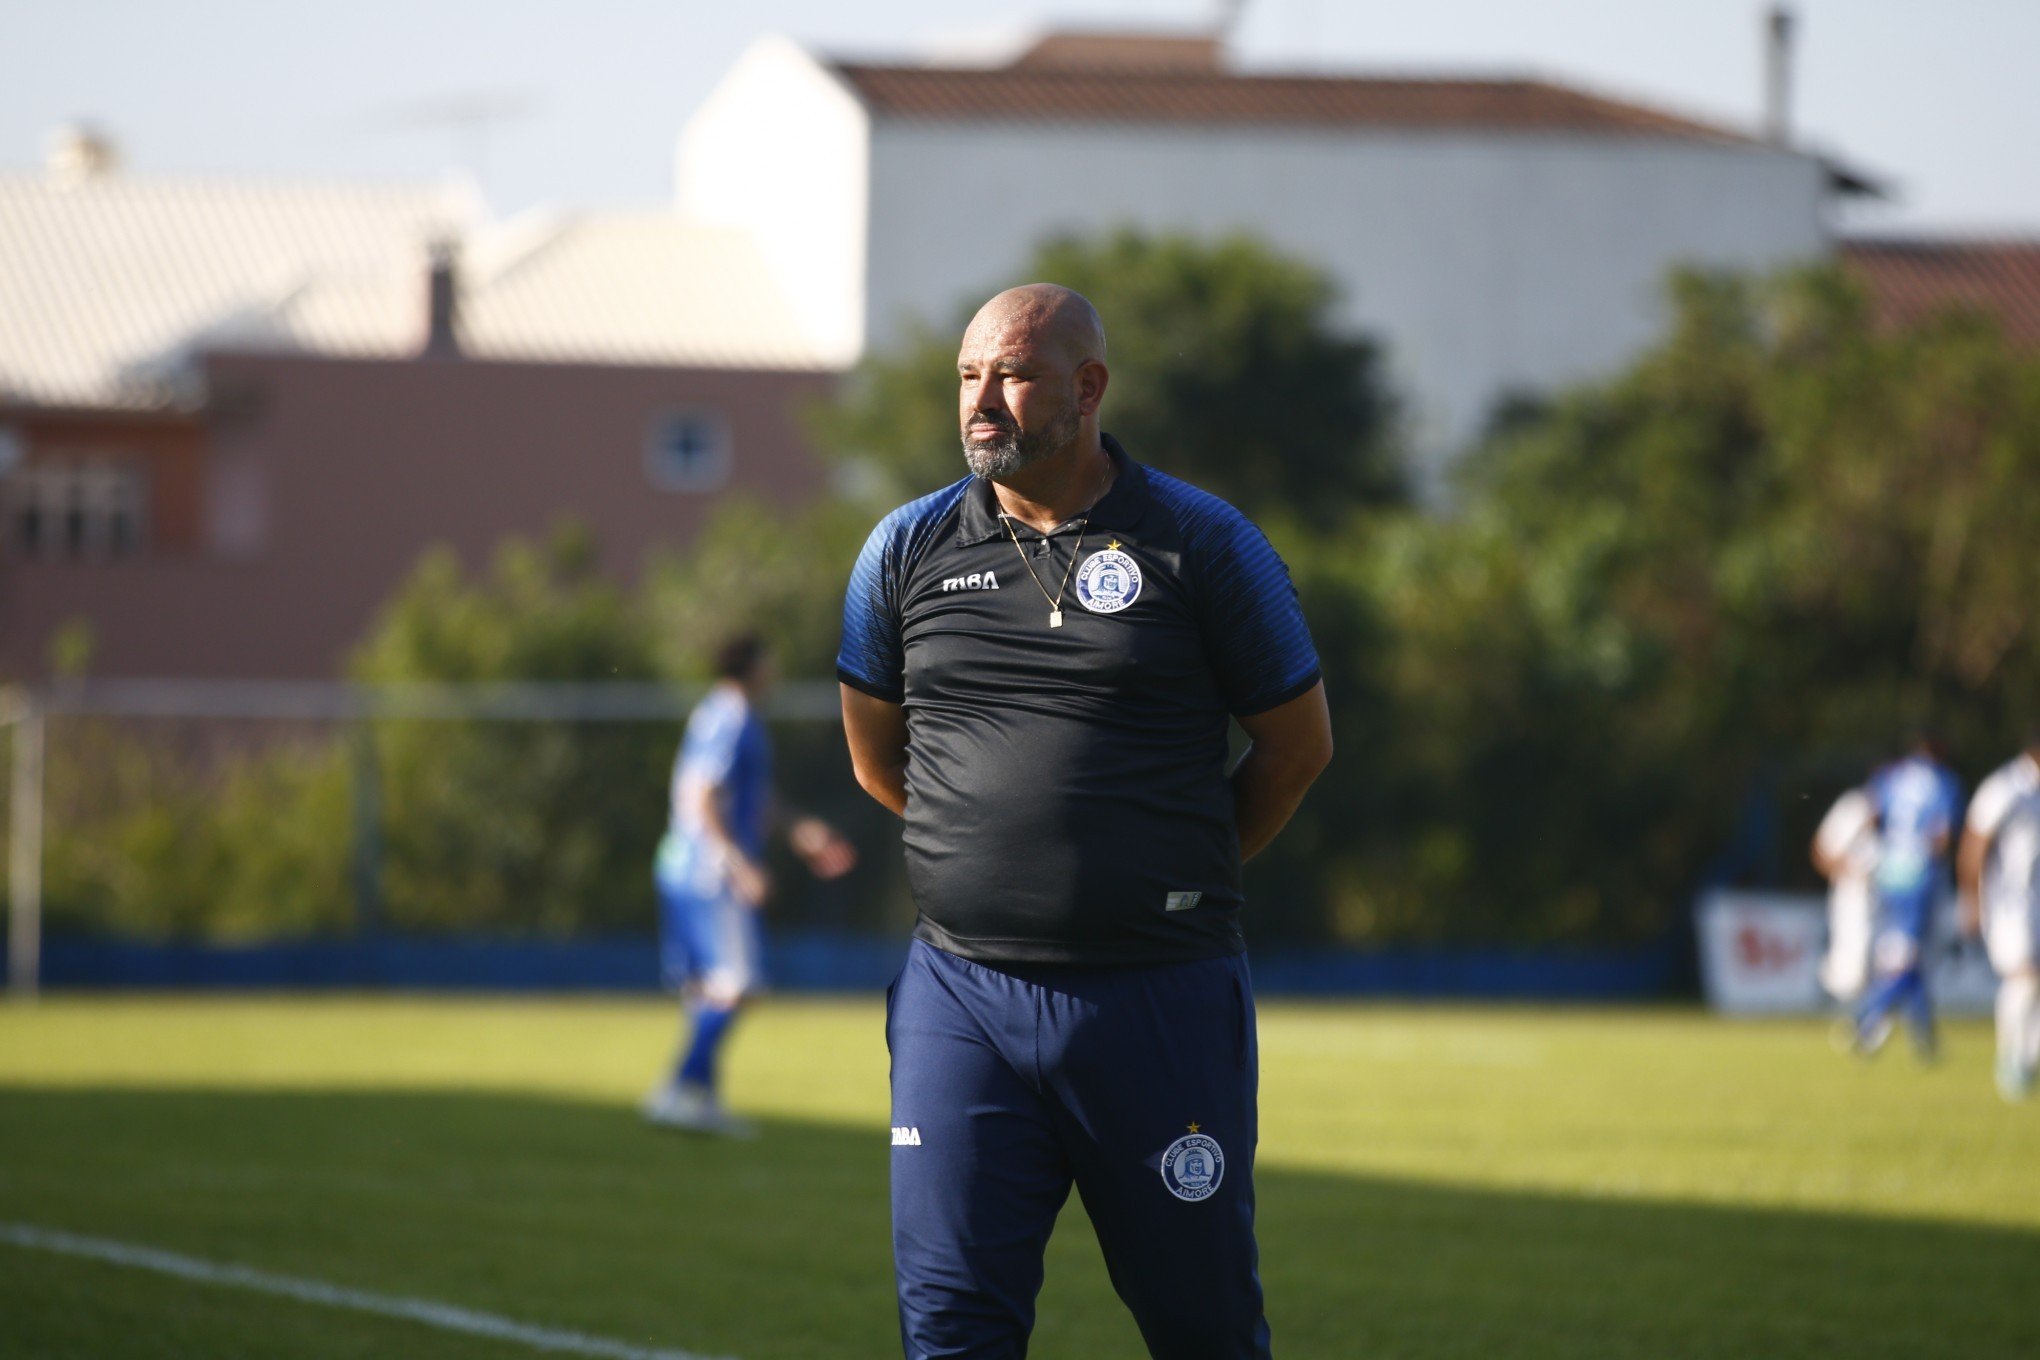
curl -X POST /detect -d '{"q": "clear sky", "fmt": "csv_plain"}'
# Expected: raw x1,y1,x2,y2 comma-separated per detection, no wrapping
7,0,2035,236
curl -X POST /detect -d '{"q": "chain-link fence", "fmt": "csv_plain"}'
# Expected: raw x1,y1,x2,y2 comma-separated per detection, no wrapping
2,680,907,995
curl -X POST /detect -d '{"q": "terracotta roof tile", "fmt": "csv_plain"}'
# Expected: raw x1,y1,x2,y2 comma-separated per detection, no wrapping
829,62,1753,143
1012,33,1223,73
1841,239,2040,348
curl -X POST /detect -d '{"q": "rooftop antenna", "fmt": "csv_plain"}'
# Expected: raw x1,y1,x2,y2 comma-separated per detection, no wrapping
372,90,539,203
1288,0,1320,72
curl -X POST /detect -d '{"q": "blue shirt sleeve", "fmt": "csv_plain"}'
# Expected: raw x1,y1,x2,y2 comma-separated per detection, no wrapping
1190,502,1321,716
837,516,905,703
836,481,969,705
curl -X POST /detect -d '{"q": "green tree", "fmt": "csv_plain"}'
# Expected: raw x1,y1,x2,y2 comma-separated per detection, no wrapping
642,497,878,682
40,722,354,940
822,228,1406,522
352,523,675,934
1343,267,2040,943
34,619,354,941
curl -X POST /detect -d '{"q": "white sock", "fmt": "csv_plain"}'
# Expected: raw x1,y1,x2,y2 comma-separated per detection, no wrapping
2019,973,2040,1072
1999,977,2023,1065
2002,972,2040,1072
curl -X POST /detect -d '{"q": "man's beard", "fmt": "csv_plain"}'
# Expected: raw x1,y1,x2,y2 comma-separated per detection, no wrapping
961,404,1079,479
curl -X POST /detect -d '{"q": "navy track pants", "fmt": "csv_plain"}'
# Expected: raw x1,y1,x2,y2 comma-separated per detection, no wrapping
887,939,1271,1359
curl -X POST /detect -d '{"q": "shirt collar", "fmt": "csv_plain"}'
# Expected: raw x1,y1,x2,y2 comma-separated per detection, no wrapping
954,433,1151,545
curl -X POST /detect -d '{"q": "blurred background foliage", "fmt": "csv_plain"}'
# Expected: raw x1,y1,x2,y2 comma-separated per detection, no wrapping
29,231,2040,948
350,526,675,934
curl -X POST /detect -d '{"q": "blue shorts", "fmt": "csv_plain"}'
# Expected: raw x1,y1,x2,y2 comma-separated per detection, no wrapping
1874,878,1936,947
887,939,1269,1359
656,872,763,996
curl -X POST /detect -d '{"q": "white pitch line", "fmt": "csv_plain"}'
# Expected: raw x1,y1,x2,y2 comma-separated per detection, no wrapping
0,1221,735,1360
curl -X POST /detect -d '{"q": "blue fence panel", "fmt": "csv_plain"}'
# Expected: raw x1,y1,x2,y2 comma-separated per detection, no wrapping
11,932,1682,999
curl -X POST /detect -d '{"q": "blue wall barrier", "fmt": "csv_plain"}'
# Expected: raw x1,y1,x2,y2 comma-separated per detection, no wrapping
10,931,1683,999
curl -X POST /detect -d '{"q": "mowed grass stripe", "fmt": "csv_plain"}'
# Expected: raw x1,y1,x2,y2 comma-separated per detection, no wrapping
2,997,2037,1359
3,997,2030,1225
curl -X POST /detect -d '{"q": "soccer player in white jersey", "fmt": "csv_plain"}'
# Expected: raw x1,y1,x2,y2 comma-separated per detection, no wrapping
1958,735,2040,1101
1811,784,1880,1005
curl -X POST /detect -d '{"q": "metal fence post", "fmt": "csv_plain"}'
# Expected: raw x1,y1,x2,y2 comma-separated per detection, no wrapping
9,691,45,999
350,722,383,938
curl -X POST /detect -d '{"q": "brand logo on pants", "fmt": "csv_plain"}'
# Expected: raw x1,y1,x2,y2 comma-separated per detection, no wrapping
891,1126,922,1146
1159,1133,1224,1201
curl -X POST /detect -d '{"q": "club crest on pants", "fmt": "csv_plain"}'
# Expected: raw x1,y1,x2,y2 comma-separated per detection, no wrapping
1159,1132,1224,1201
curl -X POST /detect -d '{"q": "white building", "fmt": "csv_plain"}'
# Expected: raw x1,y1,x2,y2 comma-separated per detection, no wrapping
676,30,1868,493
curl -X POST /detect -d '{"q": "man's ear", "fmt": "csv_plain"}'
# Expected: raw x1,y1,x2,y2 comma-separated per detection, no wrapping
1076,360,1110,416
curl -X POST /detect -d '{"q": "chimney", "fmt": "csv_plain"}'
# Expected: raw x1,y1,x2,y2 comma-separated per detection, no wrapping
1011,30,1223,73
1763,5,1794,145
420,239,461,359
46,123,120,186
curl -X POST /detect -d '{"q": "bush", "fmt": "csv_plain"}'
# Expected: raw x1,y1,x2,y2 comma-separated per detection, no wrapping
40,719,354,940
352,526,674,934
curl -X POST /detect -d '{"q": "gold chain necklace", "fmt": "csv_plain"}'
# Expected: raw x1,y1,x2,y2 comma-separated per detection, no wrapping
1001,515,1087,628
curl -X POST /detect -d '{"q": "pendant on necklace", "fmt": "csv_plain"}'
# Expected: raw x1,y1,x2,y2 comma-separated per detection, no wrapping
1049,609,1064,628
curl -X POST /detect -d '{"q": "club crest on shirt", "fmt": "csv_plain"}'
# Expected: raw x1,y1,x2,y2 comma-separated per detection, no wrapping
1159,1132,1224,1201
1075,548,1142,615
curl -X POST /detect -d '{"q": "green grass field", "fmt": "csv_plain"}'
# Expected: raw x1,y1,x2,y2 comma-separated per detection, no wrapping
2,996,2036,1359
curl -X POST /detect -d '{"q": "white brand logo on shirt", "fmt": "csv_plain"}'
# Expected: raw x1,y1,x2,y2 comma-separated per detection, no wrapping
1076,548,1142,614
941,571,1000,593
891,1126,922,1146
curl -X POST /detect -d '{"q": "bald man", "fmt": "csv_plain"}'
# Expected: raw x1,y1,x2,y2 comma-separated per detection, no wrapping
839,285,1332,1358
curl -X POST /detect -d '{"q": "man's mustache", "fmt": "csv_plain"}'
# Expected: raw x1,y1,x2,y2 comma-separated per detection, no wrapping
964,411,1017,437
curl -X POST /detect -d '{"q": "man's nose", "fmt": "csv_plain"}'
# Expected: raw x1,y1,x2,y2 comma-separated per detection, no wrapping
966,375,1006,416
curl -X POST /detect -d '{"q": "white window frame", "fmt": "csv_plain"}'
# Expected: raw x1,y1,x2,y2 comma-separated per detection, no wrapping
8,457,149,559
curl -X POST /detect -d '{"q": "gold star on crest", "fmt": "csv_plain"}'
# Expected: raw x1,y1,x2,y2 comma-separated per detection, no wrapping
1186,1121,1202,1134
1108,539,1122,550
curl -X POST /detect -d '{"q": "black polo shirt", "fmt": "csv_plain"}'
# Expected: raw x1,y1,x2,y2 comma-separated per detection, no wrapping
837,436,1320,966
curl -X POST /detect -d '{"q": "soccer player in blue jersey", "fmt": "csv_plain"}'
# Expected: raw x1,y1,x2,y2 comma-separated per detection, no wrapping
837,285,1333,1358
1851,737,1964,1061
644,633,856,1136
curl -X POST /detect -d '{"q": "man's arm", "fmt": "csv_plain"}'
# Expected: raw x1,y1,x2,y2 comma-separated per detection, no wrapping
842,685,910,818
1957,822,1992,936
686,777,771,906
1231,680,1333,862
1810,795,1853,882
1811,832,1840,881
1958,775,2012,937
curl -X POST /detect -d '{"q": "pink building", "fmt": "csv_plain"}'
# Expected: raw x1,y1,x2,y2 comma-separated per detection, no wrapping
1,352,829,678
0,137,835,678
